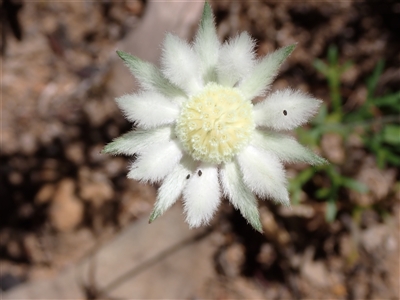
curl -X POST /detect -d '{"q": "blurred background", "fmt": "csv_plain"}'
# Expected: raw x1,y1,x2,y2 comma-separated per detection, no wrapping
1,0,399,299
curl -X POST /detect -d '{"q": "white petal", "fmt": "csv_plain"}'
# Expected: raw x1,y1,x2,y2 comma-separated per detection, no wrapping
194,2,220,83
253,89,322,130
117,51,186,99
251,130,327,165
217,32,256,87
220,161,262,232
149,156,197,223
237,146,289,205
128,141,183,183
183,164,221,228
116,92,179,129
102,126,173,156
238,44,296,100
161,33,202,95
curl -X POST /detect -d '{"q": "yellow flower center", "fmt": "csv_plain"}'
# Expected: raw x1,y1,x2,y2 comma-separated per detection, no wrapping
176,83,254,164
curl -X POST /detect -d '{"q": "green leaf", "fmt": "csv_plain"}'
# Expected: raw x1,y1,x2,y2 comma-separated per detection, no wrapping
309,127,323,142
328,45,338,66
325,198,337,223
326,165,341,187
366,59,385,100
316,187,331,199
386,152,400,166
373,92,400,110
383,125,400,145
297,168,317,184
341,178,368,193
290,189,301,205
377,148,387,169
313,59,328,76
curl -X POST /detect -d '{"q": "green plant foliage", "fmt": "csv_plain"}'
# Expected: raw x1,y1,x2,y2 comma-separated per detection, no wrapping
290,45,399,222
354,61,400,168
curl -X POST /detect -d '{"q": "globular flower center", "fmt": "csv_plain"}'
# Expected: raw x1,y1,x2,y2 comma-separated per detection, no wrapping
176,83,255,164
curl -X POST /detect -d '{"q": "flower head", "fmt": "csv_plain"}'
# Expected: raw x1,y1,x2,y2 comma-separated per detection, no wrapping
103,3,326,232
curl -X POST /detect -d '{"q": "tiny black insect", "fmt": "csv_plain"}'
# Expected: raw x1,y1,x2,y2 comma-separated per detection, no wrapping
186,174,190,179
198,170,202,176
283,110,287,116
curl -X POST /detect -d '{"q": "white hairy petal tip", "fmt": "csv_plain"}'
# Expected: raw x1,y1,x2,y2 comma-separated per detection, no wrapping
161,33,202,94
238,146,290,205
254,89,322,130
183,164,221,228
116,92,179,129
238,44,296,100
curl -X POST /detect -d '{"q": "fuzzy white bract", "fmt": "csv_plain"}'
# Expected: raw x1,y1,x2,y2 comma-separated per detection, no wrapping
103,3,326,232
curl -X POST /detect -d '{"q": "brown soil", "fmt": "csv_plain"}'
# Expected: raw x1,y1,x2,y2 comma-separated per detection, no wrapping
1,0,399,299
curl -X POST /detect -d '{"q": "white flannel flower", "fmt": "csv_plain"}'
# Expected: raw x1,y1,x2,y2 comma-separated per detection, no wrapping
103,3,326,232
